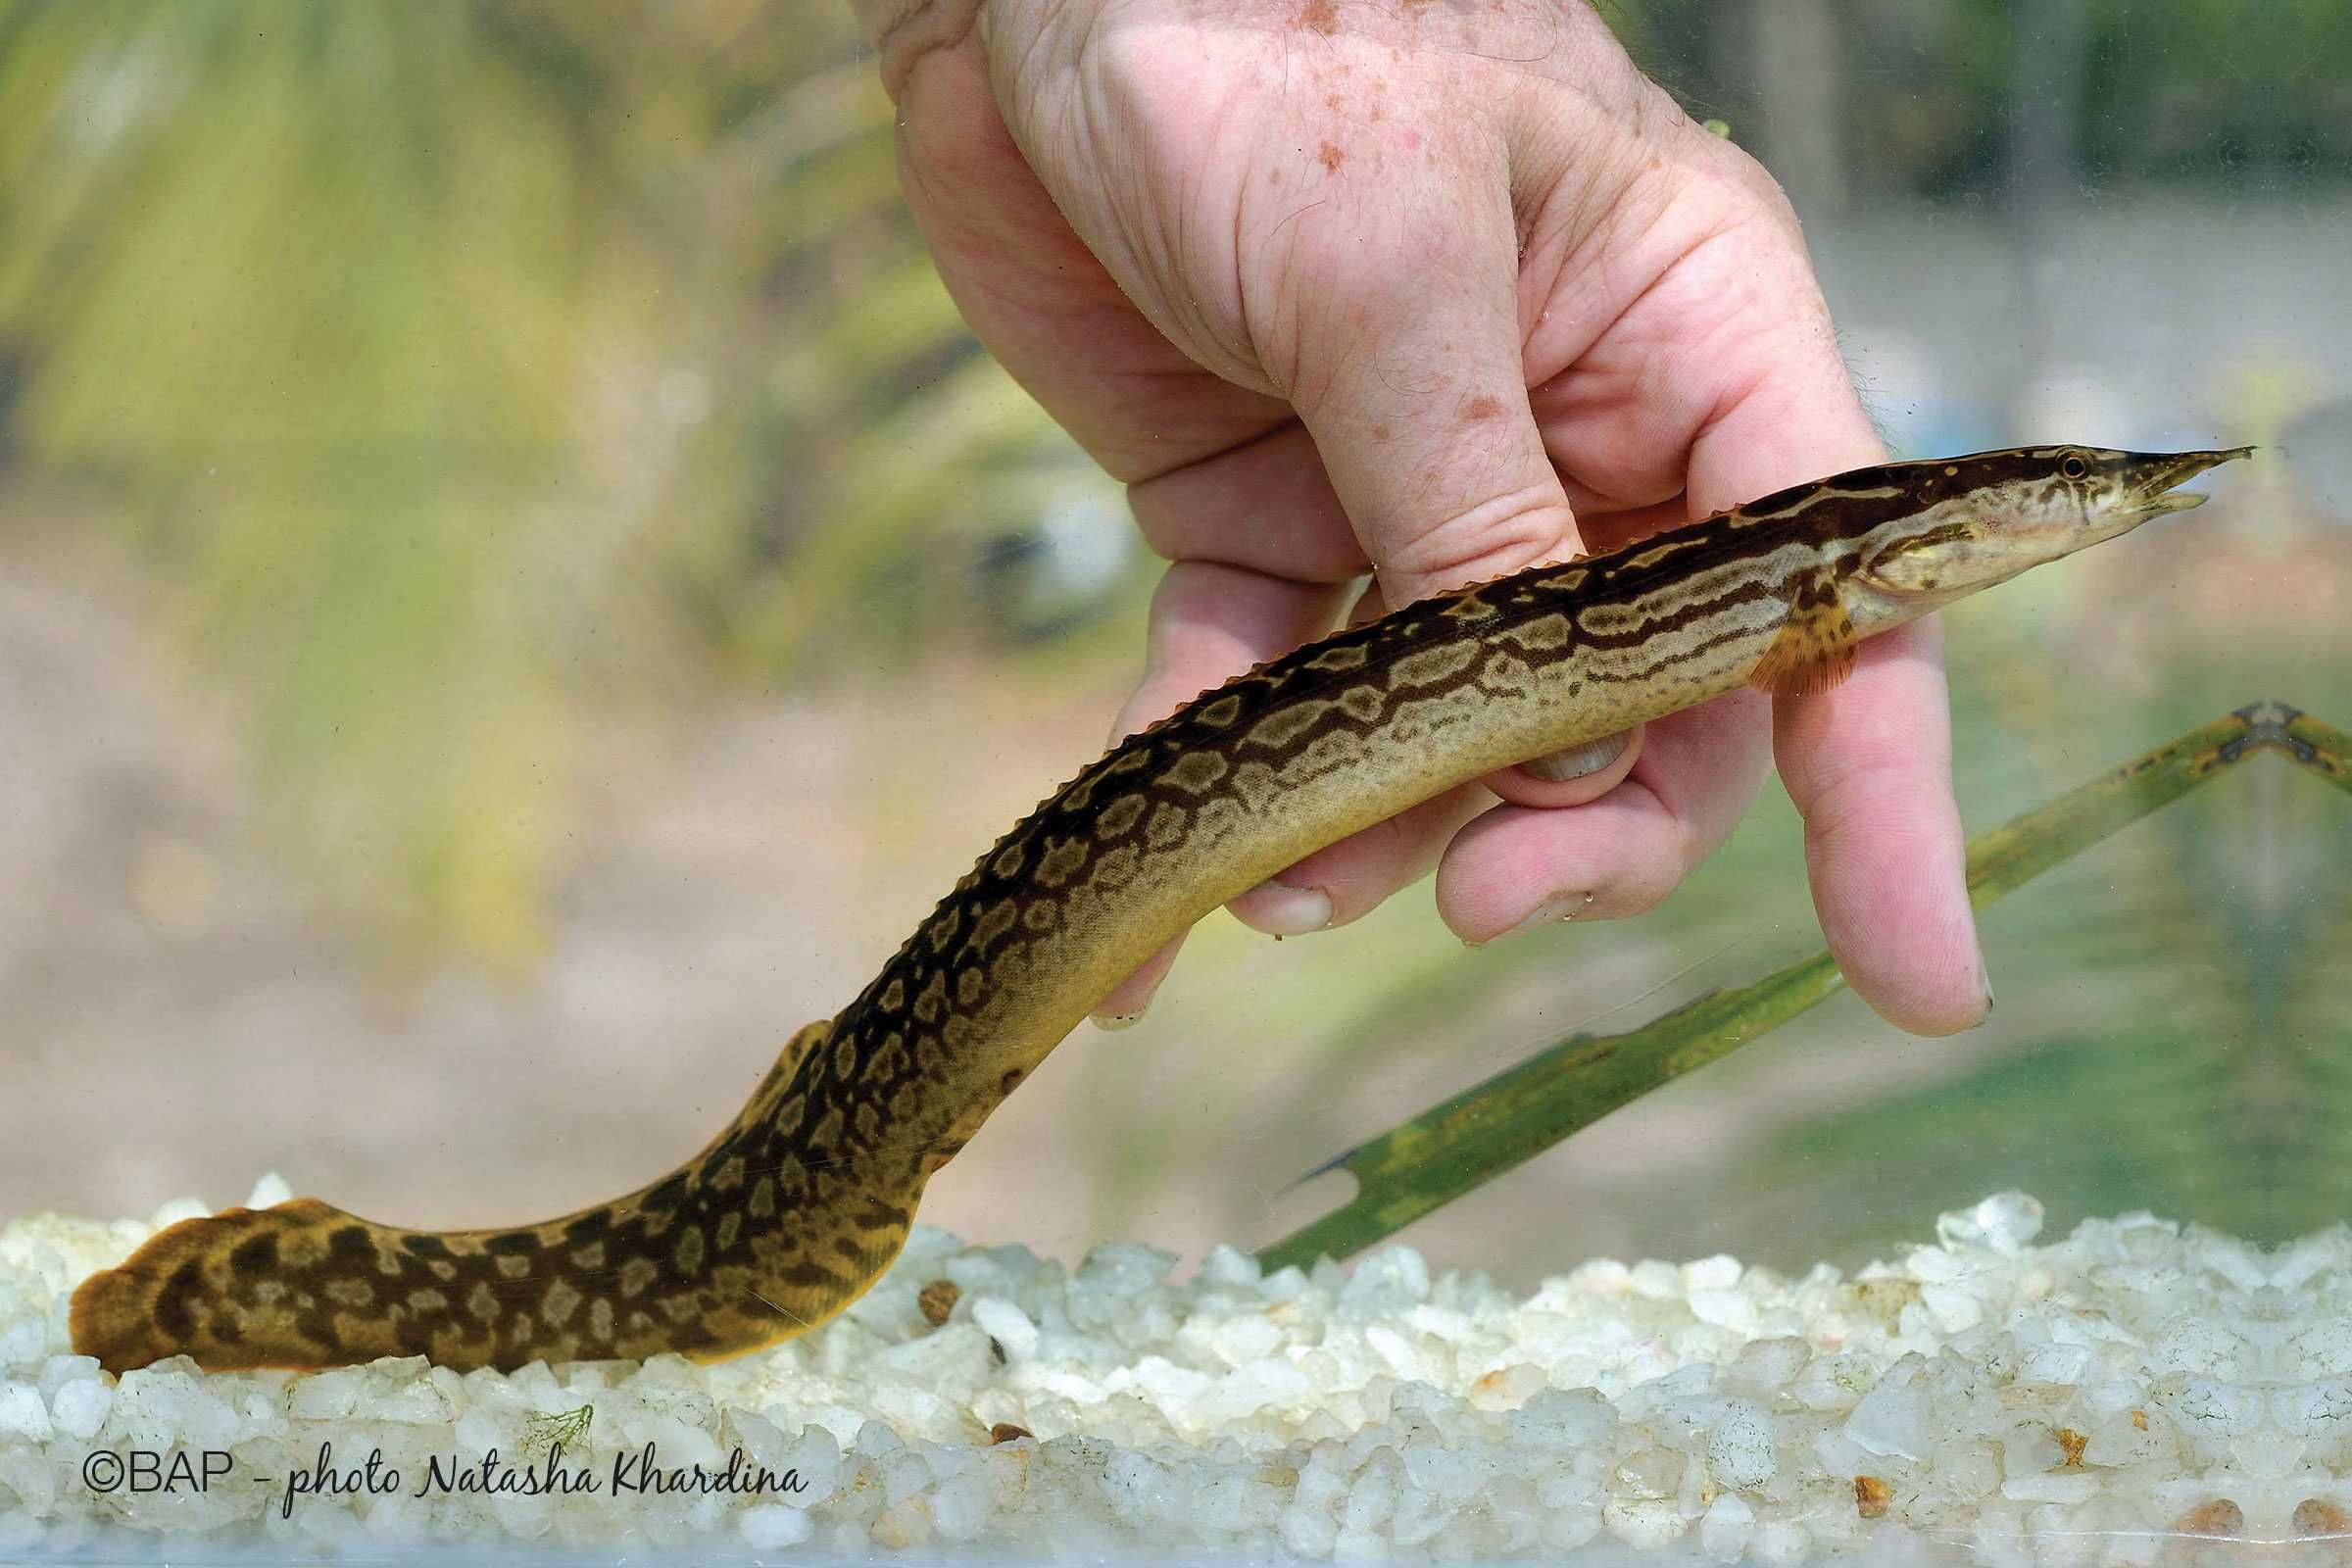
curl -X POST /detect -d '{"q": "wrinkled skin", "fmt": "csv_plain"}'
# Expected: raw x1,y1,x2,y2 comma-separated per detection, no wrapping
851,0,1989,1034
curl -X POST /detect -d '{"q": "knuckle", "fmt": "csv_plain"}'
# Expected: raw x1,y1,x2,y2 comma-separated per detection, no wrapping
1711,140,1801,222
1381,486,1573,592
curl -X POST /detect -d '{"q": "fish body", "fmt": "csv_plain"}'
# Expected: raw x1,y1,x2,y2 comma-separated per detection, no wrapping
70,444,2248,1373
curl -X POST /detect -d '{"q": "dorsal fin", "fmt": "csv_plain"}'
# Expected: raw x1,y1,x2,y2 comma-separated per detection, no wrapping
755,1018,832,1101
692,1019,833,1160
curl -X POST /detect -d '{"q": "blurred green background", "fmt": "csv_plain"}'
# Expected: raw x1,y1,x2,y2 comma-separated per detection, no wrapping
2,1,2348,1277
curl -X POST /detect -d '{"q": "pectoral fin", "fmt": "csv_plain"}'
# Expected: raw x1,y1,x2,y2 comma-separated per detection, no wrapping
1750,570,1858,698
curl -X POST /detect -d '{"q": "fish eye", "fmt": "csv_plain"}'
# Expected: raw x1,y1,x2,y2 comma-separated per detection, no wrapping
2059,453,2089,479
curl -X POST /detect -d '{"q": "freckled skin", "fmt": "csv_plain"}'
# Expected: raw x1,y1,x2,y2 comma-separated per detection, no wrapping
69,447,2242,1374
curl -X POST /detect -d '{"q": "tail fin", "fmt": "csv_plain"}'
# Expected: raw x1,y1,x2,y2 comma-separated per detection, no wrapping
71,1199,421,1372
70,1020,876,1373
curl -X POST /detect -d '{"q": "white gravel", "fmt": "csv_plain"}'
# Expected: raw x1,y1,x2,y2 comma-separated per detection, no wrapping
0,1184,2343,1562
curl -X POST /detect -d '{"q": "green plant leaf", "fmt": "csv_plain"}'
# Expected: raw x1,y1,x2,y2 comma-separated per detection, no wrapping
1256,703,2322,1274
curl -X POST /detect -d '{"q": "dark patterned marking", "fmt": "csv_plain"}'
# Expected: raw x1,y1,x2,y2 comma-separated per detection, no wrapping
781,1259,841,1291
1090,844,1142,889
229,1233,279,1278
1502,614,1572,653
1165,751,1228,793
1198,695,1245,728
1036,838,1088,887
769,1093,806,1139
1629,537,1702,569
1391,642,1481,687
966,899,1016,956
1243,699,1333,752
156,1261,204,1340
914,972,948,1024
1146,801,1189,851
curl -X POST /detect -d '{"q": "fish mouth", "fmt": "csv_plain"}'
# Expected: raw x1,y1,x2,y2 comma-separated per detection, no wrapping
2131,446,2255,514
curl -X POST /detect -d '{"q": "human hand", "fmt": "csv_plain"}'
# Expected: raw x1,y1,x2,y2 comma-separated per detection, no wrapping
854,0,1989,1035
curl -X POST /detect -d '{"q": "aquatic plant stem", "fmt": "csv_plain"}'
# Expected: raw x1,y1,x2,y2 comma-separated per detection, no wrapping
1258,702,2328,1273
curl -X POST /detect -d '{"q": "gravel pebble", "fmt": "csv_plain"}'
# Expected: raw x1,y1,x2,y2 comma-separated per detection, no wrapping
0,1188,2330,1560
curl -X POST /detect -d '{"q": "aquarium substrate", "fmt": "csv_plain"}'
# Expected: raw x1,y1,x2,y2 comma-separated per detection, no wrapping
1,1184,2344,1562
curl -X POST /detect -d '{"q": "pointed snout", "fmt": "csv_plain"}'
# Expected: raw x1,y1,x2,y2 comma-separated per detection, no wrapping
2126,446,2256,514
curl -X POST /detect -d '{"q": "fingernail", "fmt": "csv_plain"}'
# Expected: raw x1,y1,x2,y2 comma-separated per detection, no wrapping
1494,889,1596,943
1248,878,1333,937
1092,976,1166,1031
1981,971,1995,1016
1525,730,1629,783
